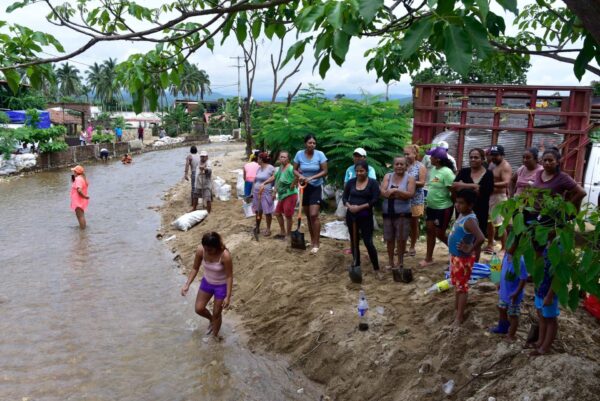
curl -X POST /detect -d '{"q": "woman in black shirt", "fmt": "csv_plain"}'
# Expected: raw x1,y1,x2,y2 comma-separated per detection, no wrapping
343,160,382,279
451,148,494,261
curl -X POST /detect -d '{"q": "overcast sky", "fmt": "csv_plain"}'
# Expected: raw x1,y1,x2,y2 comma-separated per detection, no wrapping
2,0,598,98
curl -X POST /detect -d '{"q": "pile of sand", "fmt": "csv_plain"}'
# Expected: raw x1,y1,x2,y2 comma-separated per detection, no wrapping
159,143,600,401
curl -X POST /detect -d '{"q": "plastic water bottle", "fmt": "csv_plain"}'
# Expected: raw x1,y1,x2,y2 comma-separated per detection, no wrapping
357,290,369,331
424,279,453,295
490,252,502,284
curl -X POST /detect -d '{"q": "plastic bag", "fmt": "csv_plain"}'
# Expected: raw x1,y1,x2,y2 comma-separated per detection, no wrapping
218,184,231,201
320,221,350,240
323,184,336,200
231,169,244,199
242,202,255,218
171,210,208,231
335,198,347,219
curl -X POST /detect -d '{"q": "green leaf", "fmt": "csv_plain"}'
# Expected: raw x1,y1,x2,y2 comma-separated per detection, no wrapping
327,2,343,29
496,0,517,14
485,11,506,36
464,16,494,58
436,0,456,15
298,4,325,32
568,287,580,311
274,23,286,39
475,0,489,21
332,31,350,63
235,18,247,44
160,72,169,89
251,18,261,39
6,1,28,13
443,25,472,76
265,22,276,39
3,68,20,94
358,0,383,23
319,55,330,78
281,40,306,68
512,213,526,235
400,17,433,59
574,35,596,80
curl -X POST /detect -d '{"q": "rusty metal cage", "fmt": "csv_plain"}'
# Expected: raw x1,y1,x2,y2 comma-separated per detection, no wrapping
412,84,594,183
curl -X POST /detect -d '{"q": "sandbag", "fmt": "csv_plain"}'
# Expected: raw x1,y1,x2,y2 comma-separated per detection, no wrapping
335,198,347,219
218,184,231,201
14,154,37,169
242,202,255,218
231,169,244,199
171,210,208,231
320,221,350,240
323,184,336,200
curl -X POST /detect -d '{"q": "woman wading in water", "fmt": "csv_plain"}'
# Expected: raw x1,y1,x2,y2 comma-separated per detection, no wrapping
181,232,233,340
70,165,90,229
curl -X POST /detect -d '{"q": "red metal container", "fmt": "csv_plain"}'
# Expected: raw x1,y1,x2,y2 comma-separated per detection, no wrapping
412,84,594,183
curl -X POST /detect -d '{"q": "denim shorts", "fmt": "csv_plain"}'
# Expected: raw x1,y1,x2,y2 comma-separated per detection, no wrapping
200,277,227,300
534,294,560,318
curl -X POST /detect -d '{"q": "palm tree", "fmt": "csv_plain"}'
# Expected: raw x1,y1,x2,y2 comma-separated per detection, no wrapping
86,62,103,100
99,58,122,109
170,62,211,100
56,62,82,97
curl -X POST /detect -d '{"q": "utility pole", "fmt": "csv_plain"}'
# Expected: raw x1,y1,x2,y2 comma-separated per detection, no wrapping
229,56,243,128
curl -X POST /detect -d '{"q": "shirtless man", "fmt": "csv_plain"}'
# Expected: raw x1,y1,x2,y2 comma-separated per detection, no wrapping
486,145,512,253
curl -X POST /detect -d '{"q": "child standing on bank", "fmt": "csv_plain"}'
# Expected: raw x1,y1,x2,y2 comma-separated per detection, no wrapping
528,250,559,356
490,253,528,340
448,189,485,324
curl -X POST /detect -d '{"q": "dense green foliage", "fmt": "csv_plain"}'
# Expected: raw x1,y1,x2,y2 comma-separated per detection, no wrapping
253,85,411,187
411,54,530,85
91,133,114,143
163,105,192,136
0,123,67,158
494,191,600,310
2,1,598,115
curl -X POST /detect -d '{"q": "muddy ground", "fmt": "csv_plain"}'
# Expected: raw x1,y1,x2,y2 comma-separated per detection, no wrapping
159,143,600,401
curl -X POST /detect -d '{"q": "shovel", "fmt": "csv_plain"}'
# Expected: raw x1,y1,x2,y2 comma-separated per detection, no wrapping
253,188,263,241
348,219,363,284
290,183,307,250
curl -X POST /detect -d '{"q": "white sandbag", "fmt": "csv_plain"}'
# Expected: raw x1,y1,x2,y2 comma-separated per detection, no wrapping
171,210,208,231
242,202,255,217
335,198,347,219
323,184,336,200
218,184,231,201
212,176,226,194
335,189,344,204
320,221,350,241
233,169,245,198
14,154,37,169
0,158,17,175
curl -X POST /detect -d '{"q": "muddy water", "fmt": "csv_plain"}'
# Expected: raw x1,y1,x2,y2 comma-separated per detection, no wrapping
0,144,321,401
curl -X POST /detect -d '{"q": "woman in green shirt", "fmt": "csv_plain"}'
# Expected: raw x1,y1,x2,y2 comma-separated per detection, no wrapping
420,147,456,267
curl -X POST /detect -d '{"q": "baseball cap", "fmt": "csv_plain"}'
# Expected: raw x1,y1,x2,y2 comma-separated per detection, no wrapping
425,147,448,160
490,145,505,156
353,147,367,157
437,141,449,150
71,165,85,175
199,150,208,157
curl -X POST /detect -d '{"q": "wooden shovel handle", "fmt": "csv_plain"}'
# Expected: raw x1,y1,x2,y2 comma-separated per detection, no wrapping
296,182,306,220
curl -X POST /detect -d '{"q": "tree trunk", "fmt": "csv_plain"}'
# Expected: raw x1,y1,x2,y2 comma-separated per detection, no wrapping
563,0,600,46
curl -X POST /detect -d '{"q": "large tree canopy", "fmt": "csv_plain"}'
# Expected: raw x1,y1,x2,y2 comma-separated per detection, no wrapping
0,0,598,112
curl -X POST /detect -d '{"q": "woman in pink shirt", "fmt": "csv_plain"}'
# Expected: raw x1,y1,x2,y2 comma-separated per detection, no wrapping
70,165,90,229
510,147,543,197
181,232,233,340
243,152,260,199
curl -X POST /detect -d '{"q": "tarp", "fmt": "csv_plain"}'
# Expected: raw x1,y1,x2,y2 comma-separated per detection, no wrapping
5,110,51,128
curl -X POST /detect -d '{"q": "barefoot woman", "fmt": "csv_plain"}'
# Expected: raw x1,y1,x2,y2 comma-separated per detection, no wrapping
181,232,233,339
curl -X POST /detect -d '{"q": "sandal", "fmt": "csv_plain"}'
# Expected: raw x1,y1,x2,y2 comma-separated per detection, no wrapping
419,259,435,267
408,248,416,257
483,246,495,254
310,247,319,255
262,230,271,237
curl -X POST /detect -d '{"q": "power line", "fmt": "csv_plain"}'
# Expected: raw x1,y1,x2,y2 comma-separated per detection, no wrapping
229,56,243,128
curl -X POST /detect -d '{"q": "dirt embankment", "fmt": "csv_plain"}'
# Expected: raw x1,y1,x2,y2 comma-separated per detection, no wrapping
159,143,600,401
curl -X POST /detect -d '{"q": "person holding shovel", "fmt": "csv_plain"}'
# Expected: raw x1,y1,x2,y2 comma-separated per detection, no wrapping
252,152,275,236
293,134,328,254
343,160,383,280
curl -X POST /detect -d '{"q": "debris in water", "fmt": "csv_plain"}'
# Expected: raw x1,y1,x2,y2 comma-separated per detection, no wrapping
442,379,455,395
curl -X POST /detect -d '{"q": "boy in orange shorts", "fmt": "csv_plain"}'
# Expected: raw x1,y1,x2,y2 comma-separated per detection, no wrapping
448,189,485,324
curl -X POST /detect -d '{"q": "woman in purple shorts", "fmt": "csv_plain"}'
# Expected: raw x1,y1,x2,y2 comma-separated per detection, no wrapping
181,232,233,339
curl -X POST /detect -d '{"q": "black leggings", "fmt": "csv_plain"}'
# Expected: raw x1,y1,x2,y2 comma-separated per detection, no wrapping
346,213,380,271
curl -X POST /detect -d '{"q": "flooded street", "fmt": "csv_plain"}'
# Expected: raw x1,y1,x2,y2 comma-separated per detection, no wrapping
0,144,320,401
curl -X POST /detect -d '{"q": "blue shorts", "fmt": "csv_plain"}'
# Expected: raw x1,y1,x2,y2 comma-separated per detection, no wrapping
244,181,253,198
498,300,522,316
534,294,560,318
200,277,227,300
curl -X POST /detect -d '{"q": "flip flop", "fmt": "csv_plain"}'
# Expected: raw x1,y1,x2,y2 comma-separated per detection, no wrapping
419,260,435,267
408,249,416,257
310,247,319,255
483,246,495,254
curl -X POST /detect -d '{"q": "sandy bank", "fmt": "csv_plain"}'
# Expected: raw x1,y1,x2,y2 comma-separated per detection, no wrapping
159,142,600,401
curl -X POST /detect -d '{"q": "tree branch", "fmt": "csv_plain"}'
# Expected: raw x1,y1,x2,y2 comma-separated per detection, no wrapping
1,0,294,71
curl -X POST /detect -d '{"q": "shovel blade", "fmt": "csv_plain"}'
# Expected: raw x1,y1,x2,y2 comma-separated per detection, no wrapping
348,265,363,284
290,231,306,250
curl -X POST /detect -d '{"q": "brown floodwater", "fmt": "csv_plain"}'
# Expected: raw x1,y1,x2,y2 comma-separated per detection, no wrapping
0,144,321,401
